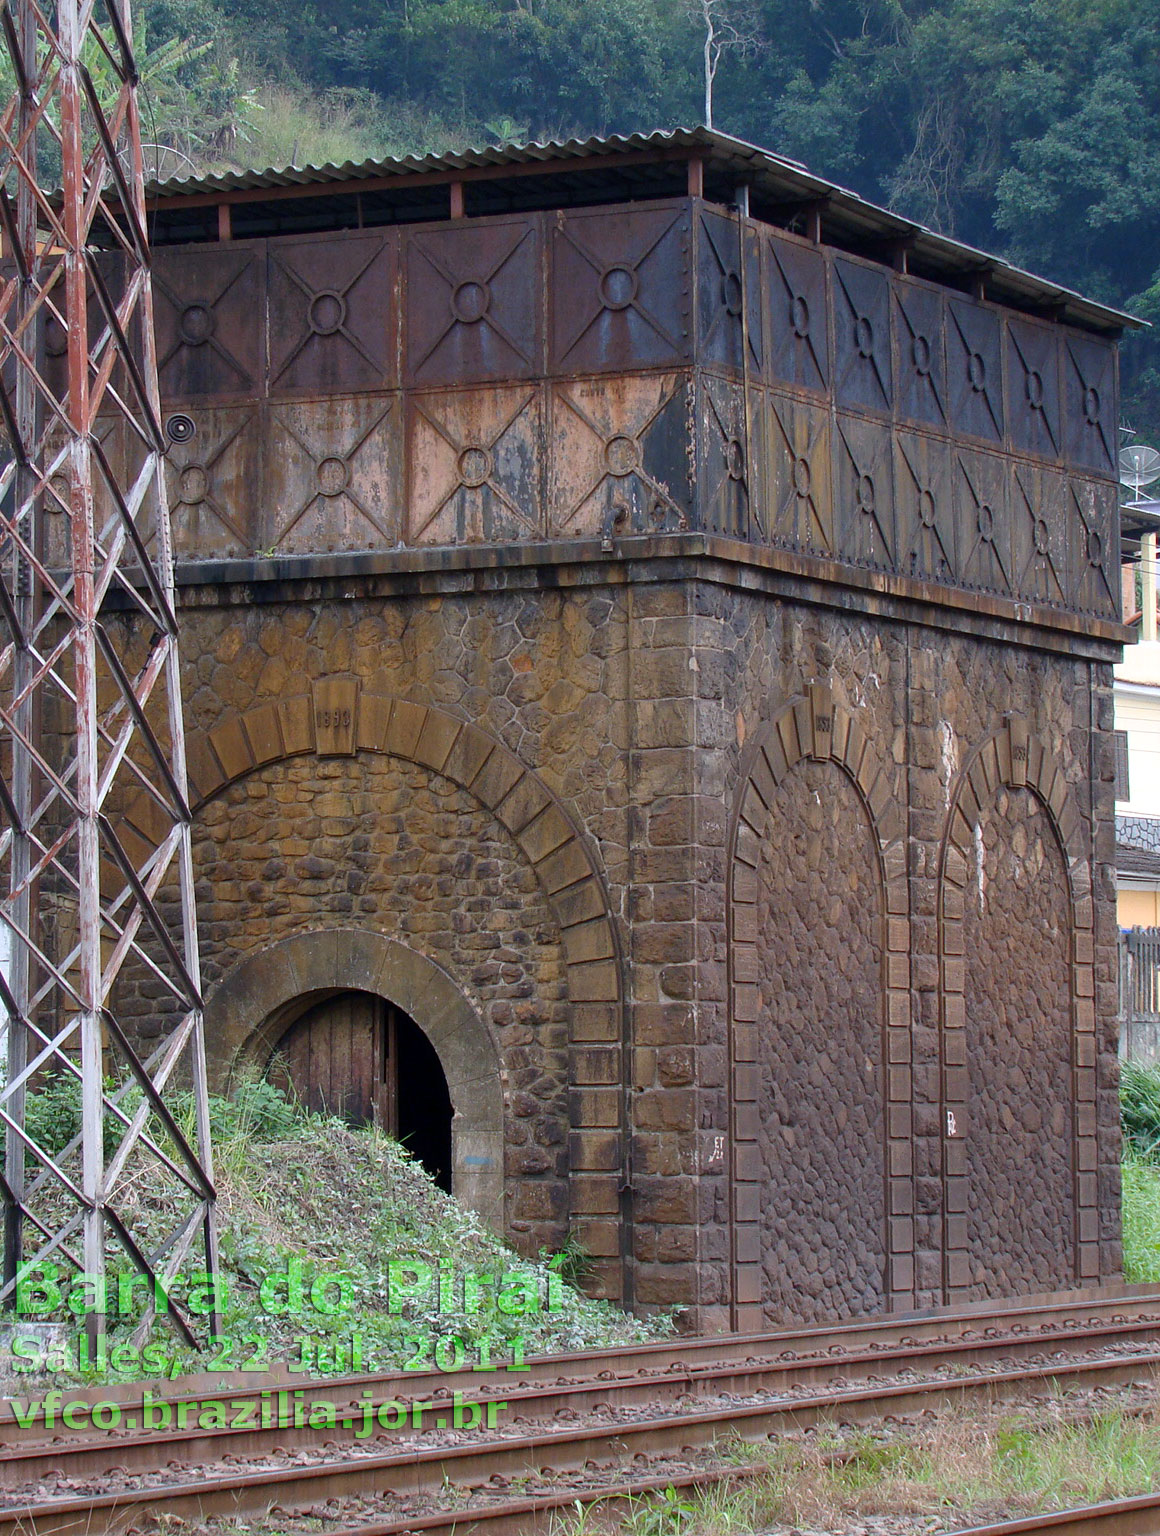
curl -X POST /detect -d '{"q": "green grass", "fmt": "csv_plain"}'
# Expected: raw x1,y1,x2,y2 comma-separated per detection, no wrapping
1122,1061,1160,1283
14,1076,667,1383
1121,1061,1160,1162
1122,1150,1160,1282
556,1413,1160,1535
197,85,465,176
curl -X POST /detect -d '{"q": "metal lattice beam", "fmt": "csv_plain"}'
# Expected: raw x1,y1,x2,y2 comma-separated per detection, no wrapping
0,0,216,1341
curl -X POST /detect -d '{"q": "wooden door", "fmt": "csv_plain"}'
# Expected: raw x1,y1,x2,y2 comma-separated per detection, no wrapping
270,991,395,1129
268,992,453,1190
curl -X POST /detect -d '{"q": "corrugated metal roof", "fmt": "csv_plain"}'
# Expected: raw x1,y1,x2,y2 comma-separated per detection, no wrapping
144,126,1140,333
145,126,777,197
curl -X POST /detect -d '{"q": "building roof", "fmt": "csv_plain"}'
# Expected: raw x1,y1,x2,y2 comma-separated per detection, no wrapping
1119,814,1160,878
144,126,1137,337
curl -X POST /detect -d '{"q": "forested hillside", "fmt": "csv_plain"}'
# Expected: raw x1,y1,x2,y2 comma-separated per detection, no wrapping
139,0,1160,440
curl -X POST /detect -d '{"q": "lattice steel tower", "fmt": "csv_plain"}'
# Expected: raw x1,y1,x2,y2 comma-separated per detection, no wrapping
0,0,216,1341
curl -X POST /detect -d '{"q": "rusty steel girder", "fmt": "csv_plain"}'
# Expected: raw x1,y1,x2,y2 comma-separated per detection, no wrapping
0,0,216,1341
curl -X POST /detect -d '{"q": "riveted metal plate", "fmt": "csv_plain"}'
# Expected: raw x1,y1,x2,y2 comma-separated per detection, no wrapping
43,252,127,404
1011,461,1068,607
264,395,401,555
268,232,396,396
833,257,892,415
42,414,124,567
164,405,262,559
550,202,690,375
1066,476,1119,616
893,277,946,429
835,411,895,566
765,233,828,393
1007,318,1061,460
947,299,1003,443
548,373,689,540
405,215,541,387
698,373,751,537
894,430,955,584
154,243,264,401
697,207,761,376
955,447,1011,593
1063,334,1117,475
764,391,832,554
408,384,543,545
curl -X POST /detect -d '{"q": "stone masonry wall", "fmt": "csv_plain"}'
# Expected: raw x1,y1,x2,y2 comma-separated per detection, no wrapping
962,786,1073,1297
710,581,1120,1320
755,758,886,1324
196,755,571,1252
109,558,1123,1324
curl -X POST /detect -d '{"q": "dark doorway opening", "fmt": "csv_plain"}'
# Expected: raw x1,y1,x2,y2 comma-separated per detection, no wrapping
266,991,453,1192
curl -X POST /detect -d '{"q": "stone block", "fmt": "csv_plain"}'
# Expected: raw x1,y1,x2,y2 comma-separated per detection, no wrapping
569,1174,621,1215
442,727,495,790
568,1130,621,1170
570,1046,621,1085
554,878,607,928
569,1086,620,1127
571,1003,620,1042
568,959,620,1002
538,839,594,894
187,737,223,804
385,699,427,758
496,772,552,835
571,1218,620,1258
561,918,616,967
356,693,393,752
209,716,254,781
412,709,462,773
243,702,285,766
518,804,574,864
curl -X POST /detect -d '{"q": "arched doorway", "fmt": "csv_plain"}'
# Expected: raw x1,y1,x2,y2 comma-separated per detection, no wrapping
206,932,506,1231
265,990,454,1192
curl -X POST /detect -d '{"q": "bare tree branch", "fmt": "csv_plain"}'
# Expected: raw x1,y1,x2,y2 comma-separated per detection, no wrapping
687,0,764,129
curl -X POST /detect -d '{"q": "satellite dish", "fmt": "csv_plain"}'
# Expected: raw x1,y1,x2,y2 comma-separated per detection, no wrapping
1120,444,1160,496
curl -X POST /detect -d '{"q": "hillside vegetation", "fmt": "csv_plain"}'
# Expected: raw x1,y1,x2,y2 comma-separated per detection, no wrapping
131,0,1160,442
9,1076,663,1381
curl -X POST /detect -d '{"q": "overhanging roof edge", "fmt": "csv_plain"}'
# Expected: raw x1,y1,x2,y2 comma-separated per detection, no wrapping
141,126,1140,334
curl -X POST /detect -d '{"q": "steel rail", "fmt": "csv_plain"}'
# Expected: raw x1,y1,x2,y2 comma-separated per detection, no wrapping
3,1310,1160,1483
241,1405,1160,1536
4,1282,1159,1438
323,1464,769,1536
1,1341,1159,1534
3,1291,1160,1483
276,1467,1160,1536
944,1494,1160,1536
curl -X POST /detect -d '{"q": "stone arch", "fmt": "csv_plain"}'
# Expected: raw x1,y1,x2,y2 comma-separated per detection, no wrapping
726,682,912,1331
204,930,505,1230
117,680,627,1298
938,714,1095,1300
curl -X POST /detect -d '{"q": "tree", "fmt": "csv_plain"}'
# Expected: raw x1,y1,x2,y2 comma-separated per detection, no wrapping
688,0,763,129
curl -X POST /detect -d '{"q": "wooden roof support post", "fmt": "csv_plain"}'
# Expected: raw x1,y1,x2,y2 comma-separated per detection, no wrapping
217,202,231,241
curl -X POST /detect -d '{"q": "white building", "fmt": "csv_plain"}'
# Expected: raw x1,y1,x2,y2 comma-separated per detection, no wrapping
1115,640,1160,925
1116,501,1160,926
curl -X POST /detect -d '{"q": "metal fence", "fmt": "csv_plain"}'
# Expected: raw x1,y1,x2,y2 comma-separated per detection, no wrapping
1120,927,1160,1065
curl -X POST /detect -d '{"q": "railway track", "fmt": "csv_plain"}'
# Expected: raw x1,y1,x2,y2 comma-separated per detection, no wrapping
1,1287,1159,1535
947,1494,1160,1536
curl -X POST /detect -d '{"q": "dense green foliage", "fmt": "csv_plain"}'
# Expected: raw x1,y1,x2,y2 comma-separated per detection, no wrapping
1121,1063,1160,1283
133,0,1160,434
1121,1060,1160,1162
0,1071,293,1170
